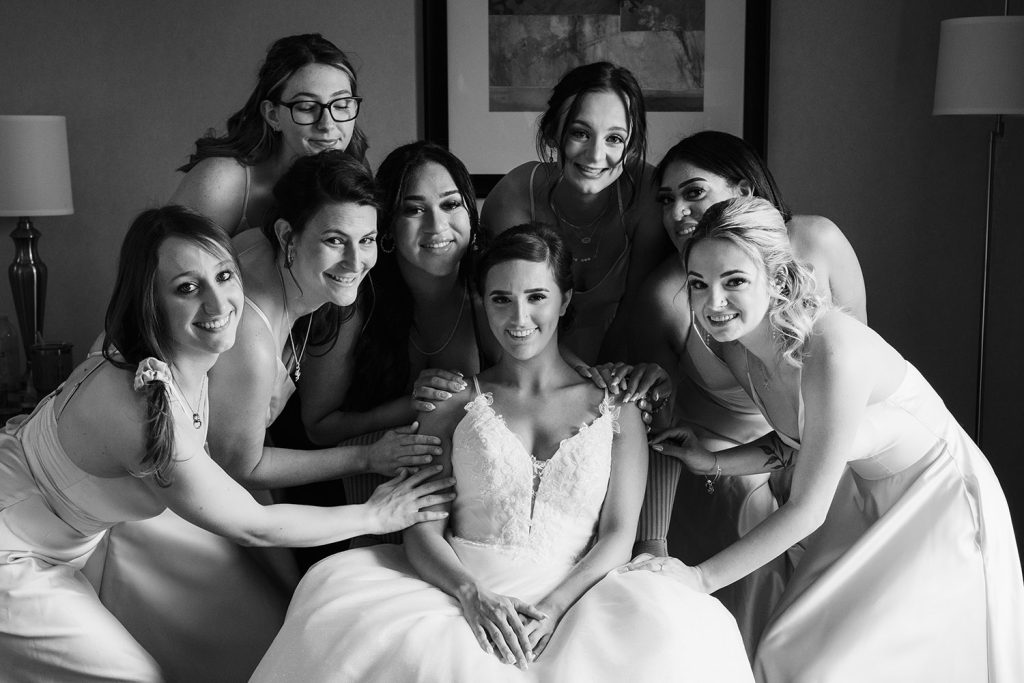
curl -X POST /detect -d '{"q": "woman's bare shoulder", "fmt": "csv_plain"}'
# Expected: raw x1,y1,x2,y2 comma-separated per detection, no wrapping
480,162,546,236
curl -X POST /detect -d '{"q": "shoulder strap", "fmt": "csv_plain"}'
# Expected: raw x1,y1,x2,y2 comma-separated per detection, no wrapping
472,375,481,396
244,296,276,336
53,354,109,421
237,163,253,232
528,162,541,222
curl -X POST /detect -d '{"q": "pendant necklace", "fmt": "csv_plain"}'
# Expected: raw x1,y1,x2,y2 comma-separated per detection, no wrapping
548,188,609,264
277,266,314,383
168,370,207,429
410,282,468,357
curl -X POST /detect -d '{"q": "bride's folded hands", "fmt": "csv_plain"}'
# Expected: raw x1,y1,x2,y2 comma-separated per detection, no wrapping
619,553,709,593
364,466,456,534
454,583,546,670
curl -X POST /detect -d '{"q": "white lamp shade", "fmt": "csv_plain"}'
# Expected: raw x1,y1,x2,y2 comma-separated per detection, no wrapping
0,115,74,216
934,16,1024,116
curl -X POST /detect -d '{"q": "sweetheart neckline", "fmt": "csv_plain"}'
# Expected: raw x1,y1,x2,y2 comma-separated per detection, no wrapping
469,392,613,466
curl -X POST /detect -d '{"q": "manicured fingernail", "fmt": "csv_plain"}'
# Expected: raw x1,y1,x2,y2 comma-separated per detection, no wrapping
652,444,663,452
424,404,436,411
440,391,452,399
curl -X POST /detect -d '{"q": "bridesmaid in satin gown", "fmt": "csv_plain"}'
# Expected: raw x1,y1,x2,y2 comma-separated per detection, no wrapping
85,153,443,682
624,196,1024,682
251,224,754,682
629,131,866,654
0,207,452,681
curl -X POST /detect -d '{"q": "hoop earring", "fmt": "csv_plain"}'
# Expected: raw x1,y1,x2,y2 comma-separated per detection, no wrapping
380,233,395,254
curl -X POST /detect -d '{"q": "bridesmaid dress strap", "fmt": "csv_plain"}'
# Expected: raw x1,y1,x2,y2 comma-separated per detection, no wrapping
528,162,541,222
471,375,481,397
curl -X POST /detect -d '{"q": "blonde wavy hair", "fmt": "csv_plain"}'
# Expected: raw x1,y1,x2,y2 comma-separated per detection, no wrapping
682,197,828,367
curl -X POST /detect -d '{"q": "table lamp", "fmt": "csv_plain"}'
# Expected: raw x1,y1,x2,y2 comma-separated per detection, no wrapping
0,115,74,370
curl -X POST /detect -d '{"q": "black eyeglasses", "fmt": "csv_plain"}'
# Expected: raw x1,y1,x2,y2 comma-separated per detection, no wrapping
277,96,363,125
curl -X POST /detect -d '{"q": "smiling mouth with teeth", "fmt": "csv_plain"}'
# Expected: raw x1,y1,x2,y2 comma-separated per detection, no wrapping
195,313,232,331
507,328,537,338
422,240,454,250
707,313,738,324
326,272,358,285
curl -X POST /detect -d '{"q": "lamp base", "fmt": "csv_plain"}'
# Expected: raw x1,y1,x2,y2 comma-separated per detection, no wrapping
9,216,47,369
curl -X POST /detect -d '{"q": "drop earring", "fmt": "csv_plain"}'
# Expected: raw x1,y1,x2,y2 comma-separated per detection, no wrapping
380,233,395,254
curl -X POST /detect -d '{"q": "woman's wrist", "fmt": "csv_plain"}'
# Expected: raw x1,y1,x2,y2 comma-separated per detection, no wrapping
702,451,722,495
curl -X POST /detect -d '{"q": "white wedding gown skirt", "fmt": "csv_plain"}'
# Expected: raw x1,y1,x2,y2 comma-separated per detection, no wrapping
253,390,753,682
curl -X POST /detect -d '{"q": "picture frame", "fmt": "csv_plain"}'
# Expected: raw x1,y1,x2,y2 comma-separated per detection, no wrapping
423,0,771,198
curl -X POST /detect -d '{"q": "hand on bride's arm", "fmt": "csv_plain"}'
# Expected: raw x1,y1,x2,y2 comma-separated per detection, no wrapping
364,466,455,534
619,553,710,593
455,583,547,670
649,427,715,473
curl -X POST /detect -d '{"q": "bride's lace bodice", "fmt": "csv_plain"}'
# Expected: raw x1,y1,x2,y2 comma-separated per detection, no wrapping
448,390,619,564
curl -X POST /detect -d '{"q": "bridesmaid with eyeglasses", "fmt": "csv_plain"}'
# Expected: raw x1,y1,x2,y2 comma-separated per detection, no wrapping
170,33,369,237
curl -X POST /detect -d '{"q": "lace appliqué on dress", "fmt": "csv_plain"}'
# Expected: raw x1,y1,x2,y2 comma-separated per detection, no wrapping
456,392,619,563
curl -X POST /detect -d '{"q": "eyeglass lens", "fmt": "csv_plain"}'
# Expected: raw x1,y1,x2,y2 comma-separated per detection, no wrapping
286,98,360,124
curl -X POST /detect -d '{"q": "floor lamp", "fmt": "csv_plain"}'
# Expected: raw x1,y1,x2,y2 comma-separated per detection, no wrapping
0,115,75,374
933,14,1024,448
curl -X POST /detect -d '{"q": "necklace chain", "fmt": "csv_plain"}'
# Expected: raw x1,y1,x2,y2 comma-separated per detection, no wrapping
549,183,611,264
410,283,467,357
277,266,314,383
168,369,207,429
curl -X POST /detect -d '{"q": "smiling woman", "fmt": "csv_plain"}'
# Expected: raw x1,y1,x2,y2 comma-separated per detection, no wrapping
250,223,754,683
480,62,671,365
0,206,452,681
85,153,449,681
291,142,489,558
170,33,370,237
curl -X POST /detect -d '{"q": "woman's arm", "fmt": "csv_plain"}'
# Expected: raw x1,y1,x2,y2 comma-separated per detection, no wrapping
207,311,441,488
149,434,454,547
524,400,648,656
169,157,248,236
403,390,545,670
299,308,412,444
789,215,867,324
695,316,871,593
651,428,798,478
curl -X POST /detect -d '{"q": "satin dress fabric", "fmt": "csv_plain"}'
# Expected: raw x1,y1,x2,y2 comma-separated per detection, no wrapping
752,362,1024,683
1,362,166,681
251,389,754,683
665,320,792,657
82,231,298,683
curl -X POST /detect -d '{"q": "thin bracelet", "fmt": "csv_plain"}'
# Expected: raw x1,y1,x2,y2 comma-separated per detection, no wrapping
704,453,722,495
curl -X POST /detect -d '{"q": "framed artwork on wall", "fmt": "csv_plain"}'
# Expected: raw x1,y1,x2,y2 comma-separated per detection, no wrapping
423,0,770,197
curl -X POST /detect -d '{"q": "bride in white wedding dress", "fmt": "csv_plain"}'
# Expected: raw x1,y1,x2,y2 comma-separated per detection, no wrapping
251,224,753,682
